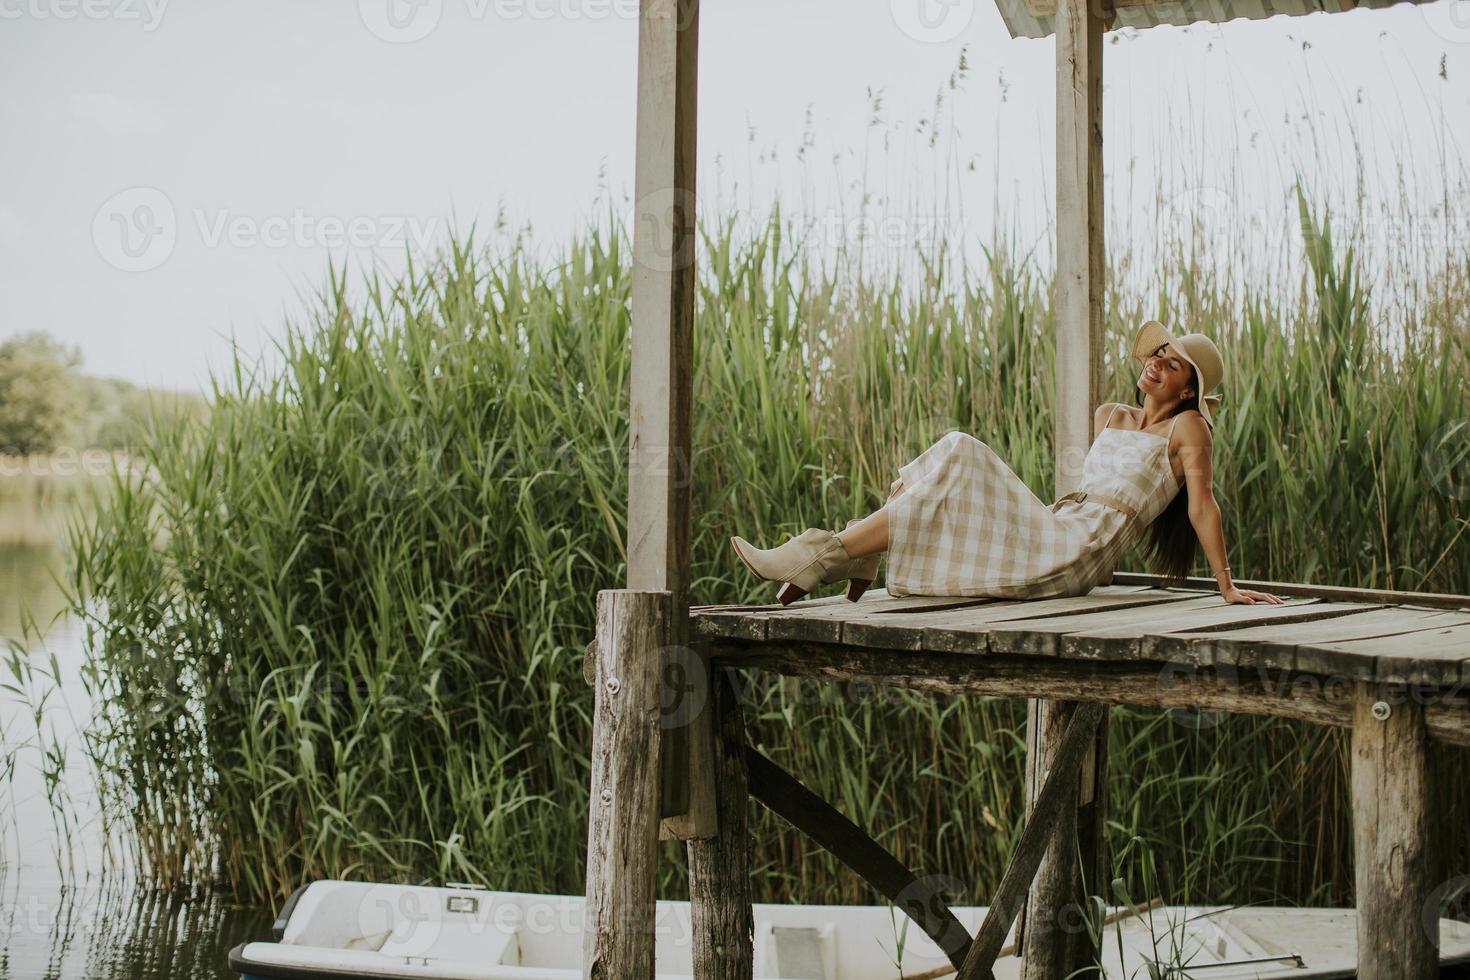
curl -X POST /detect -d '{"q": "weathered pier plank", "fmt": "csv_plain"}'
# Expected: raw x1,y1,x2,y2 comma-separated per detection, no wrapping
1170,605,1470,671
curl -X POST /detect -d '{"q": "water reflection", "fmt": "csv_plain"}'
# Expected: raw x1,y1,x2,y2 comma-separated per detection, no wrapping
1,516,270,979
0,867,269,980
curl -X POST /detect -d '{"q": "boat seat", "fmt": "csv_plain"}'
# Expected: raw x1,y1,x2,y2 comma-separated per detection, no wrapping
769,925,828,979
376,919,518,965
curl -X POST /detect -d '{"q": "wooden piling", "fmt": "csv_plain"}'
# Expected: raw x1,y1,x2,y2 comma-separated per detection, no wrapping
625,0,711,839
584,590,669,980
687,667,755,979
1020,701,1108,978
1352,682,1436,979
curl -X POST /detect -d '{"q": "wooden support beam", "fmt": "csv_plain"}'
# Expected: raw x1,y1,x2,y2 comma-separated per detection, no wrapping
709,642,1470,748
687,667,755,979
1027,0,1105,968
961,702,1106,979
583,590,669,980
746,745,973,970
625,0,710,837
1351,681,1437,978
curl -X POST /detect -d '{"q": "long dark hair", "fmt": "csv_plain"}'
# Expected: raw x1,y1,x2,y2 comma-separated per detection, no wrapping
1133,363,1202,585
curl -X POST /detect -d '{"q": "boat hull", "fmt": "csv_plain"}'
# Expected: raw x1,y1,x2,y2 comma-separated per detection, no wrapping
228,880,1470,980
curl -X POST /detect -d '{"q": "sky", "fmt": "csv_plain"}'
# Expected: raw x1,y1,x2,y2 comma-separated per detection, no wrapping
1,0,1467,393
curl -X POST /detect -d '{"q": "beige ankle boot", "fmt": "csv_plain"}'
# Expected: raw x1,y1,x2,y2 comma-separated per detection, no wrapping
730,524,877,605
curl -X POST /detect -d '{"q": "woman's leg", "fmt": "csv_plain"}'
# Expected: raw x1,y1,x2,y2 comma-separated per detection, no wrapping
837,479,905,558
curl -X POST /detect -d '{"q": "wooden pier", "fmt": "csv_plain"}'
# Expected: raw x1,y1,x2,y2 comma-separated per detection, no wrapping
586,577,1469,978
584,0,1456,974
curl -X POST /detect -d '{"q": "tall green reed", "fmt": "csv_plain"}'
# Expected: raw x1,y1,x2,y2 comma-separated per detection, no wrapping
60,183,1469,911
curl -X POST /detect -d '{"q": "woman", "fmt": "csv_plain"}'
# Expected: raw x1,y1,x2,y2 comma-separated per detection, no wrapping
731,319,1281,606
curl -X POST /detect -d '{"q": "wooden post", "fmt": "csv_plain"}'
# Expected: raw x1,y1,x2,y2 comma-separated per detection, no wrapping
1024,0,1105,972
584,590,669,980
963,703,1105,979
687,667,755,978
1020,701,1108,977
1351,683,1436,979
626,0,712,838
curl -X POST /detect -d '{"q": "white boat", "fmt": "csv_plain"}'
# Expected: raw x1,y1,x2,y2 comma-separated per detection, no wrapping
229,880,1470,979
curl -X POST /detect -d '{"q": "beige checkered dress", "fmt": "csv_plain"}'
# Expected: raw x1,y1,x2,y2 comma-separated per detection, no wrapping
884,406,1185,599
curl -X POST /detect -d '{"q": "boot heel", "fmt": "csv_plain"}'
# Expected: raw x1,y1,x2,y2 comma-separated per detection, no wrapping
776,582,809,606
845,578,872,602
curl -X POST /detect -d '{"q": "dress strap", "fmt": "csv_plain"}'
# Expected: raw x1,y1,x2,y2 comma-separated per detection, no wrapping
1166,410,1183,443
1102,403,1122,431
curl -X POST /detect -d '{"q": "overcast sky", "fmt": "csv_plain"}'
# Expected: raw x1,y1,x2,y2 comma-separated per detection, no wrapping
2,0,1467,392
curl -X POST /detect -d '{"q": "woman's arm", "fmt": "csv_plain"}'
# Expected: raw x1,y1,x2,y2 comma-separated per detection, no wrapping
1176,413,1282,605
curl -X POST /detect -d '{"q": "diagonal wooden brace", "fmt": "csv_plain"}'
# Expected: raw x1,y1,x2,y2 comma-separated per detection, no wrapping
959,701,1107,980
746,747,974,970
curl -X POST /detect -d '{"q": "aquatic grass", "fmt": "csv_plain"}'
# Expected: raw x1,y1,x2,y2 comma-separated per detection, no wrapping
51,44,1470,922
54,166,1470,914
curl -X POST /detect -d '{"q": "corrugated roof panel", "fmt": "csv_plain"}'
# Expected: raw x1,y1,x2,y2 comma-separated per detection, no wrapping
994,0,1430,39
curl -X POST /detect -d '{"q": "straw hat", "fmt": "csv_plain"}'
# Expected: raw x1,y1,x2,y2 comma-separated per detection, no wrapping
1131,319,1225,428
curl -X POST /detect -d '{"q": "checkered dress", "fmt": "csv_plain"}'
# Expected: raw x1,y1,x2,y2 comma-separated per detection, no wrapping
884,407,1185,598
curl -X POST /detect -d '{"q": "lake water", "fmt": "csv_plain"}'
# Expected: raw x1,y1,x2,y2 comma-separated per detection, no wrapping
1,501,272,979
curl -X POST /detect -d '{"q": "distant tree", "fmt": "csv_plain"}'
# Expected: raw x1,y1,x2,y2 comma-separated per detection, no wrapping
0,331,82,456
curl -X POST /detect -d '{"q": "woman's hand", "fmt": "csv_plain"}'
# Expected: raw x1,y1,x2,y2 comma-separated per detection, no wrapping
886,478,905,502
1222,586,1283,605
